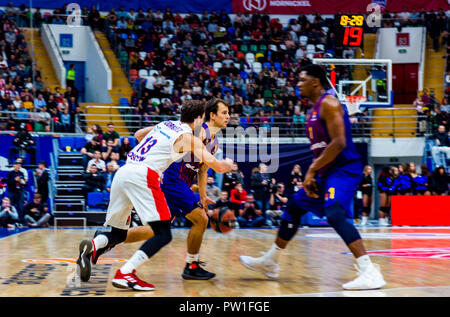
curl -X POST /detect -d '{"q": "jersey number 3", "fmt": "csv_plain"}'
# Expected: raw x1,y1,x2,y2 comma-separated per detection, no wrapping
136,136,157,155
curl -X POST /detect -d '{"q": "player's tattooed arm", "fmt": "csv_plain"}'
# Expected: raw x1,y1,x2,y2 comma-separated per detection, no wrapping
134,126,154,143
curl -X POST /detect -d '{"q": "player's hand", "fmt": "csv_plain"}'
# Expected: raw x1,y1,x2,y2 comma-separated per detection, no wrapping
221,158,234,172
201,196,215,212
304,170,319,198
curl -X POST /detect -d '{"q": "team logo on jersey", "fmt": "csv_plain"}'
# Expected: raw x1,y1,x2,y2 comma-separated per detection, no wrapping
343,248,450,259
311,111,317,121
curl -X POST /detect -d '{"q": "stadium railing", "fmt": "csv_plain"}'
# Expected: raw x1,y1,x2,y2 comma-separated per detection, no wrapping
0,109,431,138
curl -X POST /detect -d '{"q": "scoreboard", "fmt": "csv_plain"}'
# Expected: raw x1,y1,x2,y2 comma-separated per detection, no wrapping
335,14,365,48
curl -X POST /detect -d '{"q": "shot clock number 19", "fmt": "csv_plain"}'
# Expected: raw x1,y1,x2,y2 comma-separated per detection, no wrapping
343,27,363,46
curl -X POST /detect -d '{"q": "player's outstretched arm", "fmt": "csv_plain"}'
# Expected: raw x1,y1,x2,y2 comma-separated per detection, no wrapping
182,133,233,174
134,126,154,143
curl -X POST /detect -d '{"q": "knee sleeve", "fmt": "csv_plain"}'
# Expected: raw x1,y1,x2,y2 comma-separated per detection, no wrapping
325,202,361,246
278,219,299,242
139,221,172,258
106,227,128,246
363,206,371,214
380,206,390,213
278,199,305,241
103,227,128,247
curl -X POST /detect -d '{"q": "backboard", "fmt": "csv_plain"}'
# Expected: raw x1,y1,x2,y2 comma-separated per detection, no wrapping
312,58,393,109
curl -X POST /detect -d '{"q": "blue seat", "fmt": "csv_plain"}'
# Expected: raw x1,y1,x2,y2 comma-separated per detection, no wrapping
59,137,75,151
263,62,271,69
87,192,104,208
274,62,281,72
119,97,130,107
240,71,248,79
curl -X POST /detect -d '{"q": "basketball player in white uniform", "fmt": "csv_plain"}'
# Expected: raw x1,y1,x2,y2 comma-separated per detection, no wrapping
76,101,233,291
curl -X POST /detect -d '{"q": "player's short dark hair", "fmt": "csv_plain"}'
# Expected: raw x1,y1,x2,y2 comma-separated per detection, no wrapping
205,98,229,121
180,100,205,123
301,64,328,88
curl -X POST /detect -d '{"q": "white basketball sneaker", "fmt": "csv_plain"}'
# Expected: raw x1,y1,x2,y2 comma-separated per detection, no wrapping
239,254,280,278
360,216,368,227
342,263,386,290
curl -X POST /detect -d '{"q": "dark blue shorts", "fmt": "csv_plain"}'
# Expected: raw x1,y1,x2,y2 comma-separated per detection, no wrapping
282,164,362,222
161,177,202,217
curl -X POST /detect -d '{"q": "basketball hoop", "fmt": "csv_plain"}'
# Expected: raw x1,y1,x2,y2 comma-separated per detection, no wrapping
344,95,366,116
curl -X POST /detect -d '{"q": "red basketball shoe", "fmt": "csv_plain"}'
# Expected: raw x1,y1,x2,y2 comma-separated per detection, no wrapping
112,269,155,291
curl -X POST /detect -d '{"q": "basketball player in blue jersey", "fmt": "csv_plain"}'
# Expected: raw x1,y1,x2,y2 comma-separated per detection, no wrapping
91,98,230,280
239,65,386,290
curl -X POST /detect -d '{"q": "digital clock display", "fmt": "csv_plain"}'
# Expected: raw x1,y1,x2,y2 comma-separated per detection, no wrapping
336,15,365,48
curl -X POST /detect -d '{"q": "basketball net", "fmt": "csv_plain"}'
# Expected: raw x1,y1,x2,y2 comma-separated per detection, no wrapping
344,95,366,116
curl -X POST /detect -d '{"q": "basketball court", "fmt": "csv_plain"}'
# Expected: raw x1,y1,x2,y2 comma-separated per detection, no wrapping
1,226,449,297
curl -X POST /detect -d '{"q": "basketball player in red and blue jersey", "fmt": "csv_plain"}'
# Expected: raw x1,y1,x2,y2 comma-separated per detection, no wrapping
239,65,386,290
90,98,230,280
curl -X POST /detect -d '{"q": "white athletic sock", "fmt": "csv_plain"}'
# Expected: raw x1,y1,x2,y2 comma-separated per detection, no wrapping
264,243,283,262
93,234,109,250
120,250,148,274
186,253,199,263
356,254,372,271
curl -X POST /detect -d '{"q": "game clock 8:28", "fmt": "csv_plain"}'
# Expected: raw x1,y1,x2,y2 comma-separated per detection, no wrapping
339,15,364,26
336,15,365,47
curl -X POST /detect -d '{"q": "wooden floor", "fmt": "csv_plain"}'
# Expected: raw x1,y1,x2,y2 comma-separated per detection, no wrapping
1,226,450,297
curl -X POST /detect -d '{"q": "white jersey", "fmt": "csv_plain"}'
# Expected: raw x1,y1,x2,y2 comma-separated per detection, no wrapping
126,120,192,176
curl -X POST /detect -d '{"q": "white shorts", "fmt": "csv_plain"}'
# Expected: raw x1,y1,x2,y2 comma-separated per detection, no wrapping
104,164,171,230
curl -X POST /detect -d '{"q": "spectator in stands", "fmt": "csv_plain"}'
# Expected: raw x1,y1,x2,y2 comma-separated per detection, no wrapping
429,125,450,168
82,164,105,198
237,193,265,228
210,190,233,218
0,197,20,228
102,122,120,147
432,106,449,131
14,157,29,184
101,139,119,162
396,164,413,195
288,164,303,194
7,160,27,220
230,182,247,215
8,123,36,164
92,124,104,145
118,137,133,161
250,163,273,213
417,164,432,195
206,176,221,210
377,166,392,227
108,151,125,167
267,182,288,226
35,161,50,203
87,150,106,173
81,136,102,168
430,166,449,195
358,165,373,226
103,162,117,193
23,193,51,227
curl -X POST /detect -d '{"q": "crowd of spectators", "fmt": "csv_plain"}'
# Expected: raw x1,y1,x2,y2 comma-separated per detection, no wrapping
199,162,300,228
0,5,448,136
79,123,131,203
0,10,81,133
0,155,51,228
